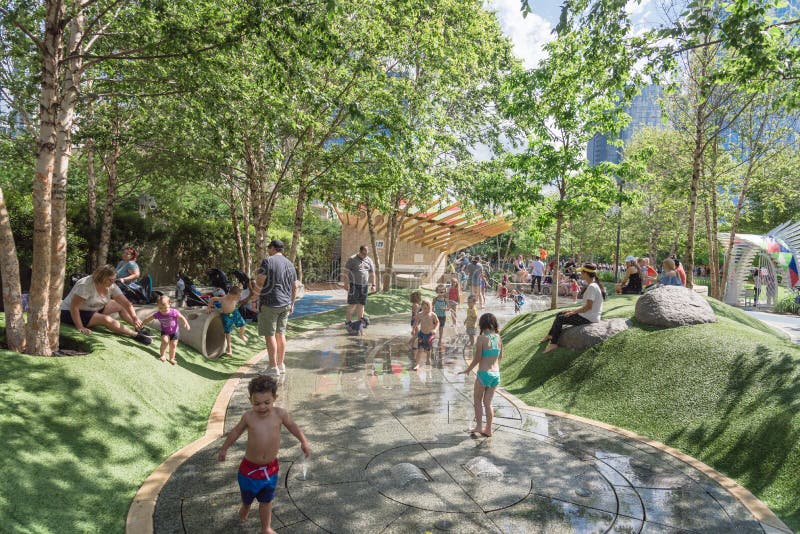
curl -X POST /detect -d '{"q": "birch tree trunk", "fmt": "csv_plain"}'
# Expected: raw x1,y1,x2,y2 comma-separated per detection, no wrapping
0,187,26,352
26,0,65,356
365,202,381,292
685,105,705,290
550,212,563,310
231,185,246,272
95,117,121,267
287,176,308,264
243,183,252,275
48,12,85,350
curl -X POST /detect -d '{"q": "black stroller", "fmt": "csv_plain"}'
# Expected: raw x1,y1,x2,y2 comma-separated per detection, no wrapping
231,269,259,322
177,273,208,307
207,268,232,294
115,274,157,304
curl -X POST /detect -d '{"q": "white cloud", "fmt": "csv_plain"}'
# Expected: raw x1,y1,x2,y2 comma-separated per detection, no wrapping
486,0,554,69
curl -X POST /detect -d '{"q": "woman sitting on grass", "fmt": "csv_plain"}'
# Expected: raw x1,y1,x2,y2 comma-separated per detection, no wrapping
540,263,605,353
658,258,683,286
60,265,152,344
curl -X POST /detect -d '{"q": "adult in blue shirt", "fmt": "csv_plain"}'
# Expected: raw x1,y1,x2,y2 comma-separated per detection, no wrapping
254,239,298,376
115,247,140,287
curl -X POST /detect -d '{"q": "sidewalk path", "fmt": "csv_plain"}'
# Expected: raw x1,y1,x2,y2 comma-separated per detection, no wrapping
745,310,800,344
146,299,791,533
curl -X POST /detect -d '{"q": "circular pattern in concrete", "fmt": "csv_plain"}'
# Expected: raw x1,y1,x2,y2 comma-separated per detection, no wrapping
149,315,791,533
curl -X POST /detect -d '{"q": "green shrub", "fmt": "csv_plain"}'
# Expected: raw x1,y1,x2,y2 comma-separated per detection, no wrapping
775,293,800,315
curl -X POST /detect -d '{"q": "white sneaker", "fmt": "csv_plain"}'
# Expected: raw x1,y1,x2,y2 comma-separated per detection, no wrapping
279,363,286,374
266,367,280,376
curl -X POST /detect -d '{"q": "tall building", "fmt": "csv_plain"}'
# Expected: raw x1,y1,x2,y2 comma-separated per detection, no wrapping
587,85,664,166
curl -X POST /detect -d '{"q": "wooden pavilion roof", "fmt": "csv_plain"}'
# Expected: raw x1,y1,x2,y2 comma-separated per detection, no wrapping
333,200,512,253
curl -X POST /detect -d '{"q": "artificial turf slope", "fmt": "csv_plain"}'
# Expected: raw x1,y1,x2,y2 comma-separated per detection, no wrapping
0,289,415,533
501,295,800,530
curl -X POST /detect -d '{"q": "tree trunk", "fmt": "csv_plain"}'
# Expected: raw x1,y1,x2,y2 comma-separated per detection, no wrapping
242,183,252,276
502,234,513,269
86,137,97,271
96,118,121,267
287,177,308,264
382,210,396,291
685,107,705,290
550,212,563,310
365,202,382,292
26,0,65,356
709,185,720,298
0,187,26,352
230,185,246,273
47,12,84,350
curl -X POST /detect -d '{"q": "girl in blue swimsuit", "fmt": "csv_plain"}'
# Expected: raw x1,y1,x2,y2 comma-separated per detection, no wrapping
459,312,502,437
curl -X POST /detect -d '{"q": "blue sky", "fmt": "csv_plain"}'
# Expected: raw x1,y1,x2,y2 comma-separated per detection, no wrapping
487,0,665,68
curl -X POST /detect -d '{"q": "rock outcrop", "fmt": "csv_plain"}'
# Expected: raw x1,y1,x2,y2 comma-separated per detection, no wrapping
558,318,632,350
634,285,717,327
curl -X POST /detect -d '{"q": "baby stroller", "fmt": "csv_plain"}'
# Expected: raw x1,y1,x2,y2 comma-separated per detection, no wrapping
116,274,156,305
231,269,259,322
207,267,232,294
178,273,208,307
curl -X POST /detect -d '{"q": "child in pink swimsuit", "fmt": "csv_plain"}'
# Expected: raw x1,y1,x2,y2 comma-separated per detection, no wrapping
142,295,190,365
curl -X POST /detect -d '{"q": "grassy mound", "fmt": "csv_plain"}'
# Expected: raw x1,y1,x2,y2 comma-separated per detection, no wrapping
501,295,800,530
0,289,414,533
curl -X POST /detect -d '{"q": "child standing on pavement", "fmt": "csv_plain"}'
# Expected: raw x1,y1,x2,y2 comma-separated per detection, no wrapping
408,290,422,349
433,284,448,345
141,295,190,365
207,286,250,356
459,313,503,437
464,295,478,346
447,276,461,326
218,375,310,534
413,300,439,371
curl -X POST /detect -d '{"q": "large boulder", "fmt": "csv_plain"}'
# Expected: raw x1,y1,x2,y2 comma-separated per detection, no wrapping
558,318,632,350
635,285,717,327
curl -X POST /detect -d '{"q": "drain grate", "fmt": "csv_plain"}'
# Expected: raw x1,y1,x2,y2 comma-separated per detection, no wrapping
390,463,431,487
463,456,503,479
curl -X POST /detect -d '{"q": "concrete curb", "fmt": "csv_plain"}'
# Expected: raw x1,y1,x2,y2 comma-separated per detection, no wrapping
125,349,268,534
493,387,792,532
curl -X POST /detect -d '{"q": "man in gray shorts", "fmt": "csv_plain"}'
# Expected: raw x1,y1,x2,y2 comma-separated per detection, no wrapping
254,239,298,375
342,245,376,331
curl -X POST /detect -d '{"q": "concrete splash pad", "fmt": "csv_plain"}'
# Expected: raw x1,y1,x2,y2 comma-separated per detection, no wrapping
146,307,791,533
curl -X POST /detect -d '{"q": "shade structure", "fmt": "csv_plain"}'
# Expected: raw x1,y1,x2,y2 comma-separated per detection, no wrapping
334,200,512,253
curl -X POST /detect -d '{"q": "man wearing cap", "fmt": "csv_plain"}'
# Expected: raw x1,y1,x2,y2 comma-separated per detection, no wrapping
342,245,376,330
254,239,298,375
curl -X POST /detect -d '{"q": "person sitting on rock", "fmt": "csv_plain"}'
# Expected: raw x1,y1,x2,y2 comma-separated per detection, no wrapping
615,256,642,295
658,258,683,287
540,263,605,353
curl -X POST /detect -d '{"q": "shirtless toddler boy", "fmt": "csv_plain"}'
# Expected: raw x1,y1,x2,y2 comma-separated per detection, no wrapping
207,286,250,355
218,375,310,534
412,299,439,371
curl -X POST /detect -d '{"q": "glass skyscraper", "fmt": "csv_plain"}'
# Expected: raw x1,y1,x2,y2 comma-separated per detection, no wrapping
587,85,664,166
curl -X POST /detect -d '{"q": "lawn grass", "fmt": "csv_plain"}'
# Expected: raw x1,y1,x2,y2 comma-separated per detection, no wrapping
0,289,414,533
501,294,800,530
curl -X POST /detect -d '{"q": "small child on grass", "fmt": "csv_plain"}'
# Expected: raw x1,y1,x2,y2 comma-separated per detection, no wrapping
459,312,503,437
218,375,310,534
412,300,439,371
207,286,250,356
141,295,190,365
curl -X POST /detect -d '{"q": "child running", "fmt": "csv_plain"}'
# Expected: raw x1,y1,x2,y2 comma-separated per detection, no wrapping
432,284,448,346
412,299,439,371
459,313,503,437
408,290,422,349
207,286,250,356
141,295,190,365
464,295,478,346
218,375,310,534
447,276,461,326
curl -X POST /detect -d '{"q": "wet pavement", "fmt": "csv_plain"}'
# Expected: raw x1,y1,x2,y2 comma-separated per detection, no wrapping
151,299,791,533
